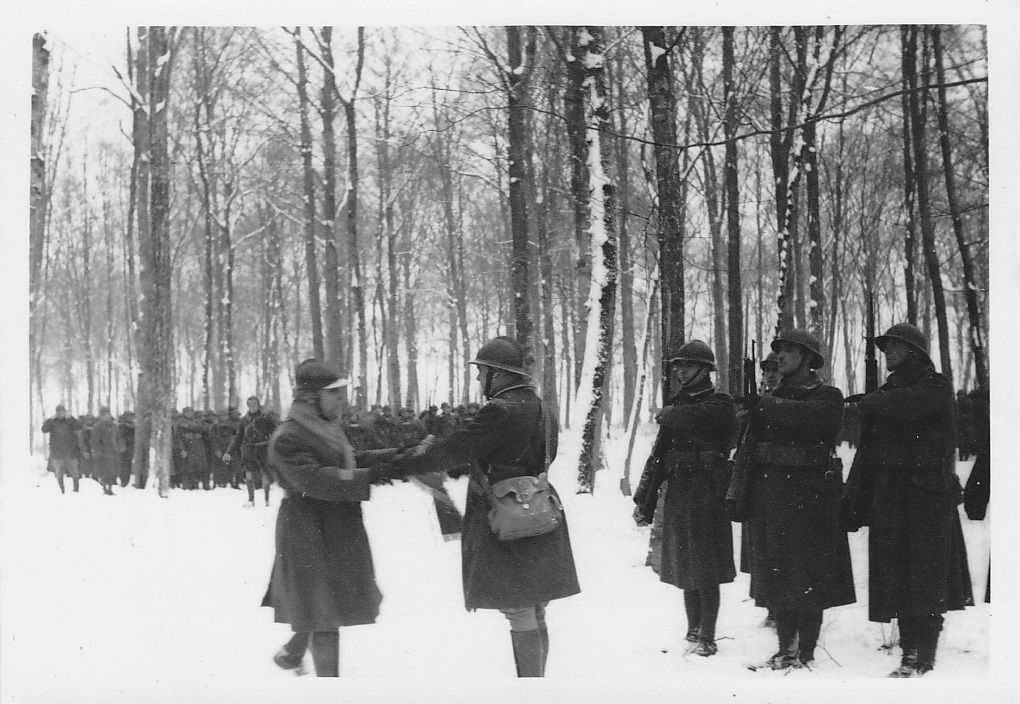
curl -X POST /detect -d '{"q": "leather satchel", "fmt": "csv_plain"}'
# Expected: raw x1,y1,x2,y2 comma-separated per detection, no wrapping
481,471,563,541
473,404,563,541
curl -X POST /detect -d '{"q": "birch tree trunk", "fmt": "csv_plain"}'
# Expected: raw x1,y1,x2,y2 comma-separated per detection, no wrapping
320,26,345,374
900,26,919,326
573,27,617,494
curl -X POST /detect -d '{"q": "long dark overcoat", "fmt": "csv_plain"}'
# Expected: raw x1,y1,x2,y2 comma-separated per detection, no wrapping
730,377,855,612
635,383,736,590
844,361,974,622
89,418,125,482
176,419,211,477
400,385,580,611
262,403,382,632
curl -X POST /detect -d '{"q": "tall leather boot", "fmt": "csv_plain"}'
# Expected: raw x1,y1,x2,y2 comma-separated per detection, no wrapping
538,624,549,676
510,629,544,677
914,616,942,676
310,630,340,677
796,610,823,666
889,618,918,677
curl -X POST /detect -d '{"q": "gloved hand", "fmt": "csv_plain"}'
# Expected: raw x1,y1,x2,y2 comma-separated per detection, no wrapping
632,505,650,527
369,463,399,486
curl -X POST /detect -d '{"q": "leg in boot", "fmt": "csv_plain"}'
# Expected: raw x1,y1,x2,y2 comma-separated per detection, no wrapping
691,585,720,657
914,614,943,675
683,589,703,643
796,610,823,666
761,609,801,670
536,603,549,676
310,630,339,677
510,629,544,677
274,631,309,672
889,617,918,677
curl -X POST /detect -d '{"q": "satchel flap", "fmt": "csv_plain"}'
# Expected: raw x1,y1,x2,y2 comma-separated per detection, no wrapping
490,473,550,502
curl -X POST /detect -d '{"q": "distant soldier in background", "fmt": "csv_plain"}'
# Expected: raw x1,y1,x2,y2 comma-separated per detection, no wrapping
225,396,279,507
207,410,238,489
78,414,96,480
118,412,135,488
843,323,974,677
176,407,212,490
42,404,85,494
90,406,126,495
436,402,457,438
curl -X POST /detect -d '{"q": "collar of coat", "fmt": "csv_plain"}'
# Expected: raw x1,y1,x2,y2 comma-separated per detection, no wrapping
884,358,935,389
671,376,716,403
285,398,356,470
490,384,534,399
776,371,823,394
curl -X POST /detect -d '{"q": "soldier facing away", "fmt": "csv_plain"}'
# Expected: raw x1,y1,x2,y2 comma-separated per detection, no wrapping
42,404,86,494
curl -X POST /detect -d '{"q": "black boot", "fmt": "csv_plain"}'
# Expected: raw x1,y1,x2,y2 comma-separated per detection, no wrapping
511,629,544,677
310,630,339,677
914,616,942,676
889,618,918,677
796,610,823,666
758,609,801,670
274,632,309,674
683,589,702,643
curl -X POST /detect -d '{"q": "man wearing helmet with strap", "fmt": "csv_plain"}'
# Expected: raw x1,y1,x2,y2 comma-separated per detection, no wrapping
843,323,973,677
633,340,737,657
390,335,580,677
728,329,854,671
262,359,402,677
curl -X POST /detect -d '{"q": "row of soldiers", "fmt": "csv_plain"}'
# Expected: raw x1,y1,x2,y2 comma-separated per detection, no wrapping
40,399,478,499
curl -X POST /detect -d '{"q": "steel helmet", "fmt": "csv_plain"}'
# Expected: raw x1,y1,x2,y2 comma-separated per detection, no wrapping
667,339,717,371
876,323,931,362
469,336,529,376
771,329,825,370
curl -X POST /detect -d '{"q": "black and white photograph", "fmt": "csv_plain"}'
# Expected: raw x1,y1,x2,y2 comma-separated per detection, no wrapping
2,1,1017,703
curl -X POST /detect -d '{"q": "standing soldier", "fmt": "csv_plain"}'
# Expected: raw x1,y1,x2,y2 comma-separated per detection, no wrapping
728,329,854,671
632,340,737,657
262,359,401,677
843,323,974,677
90,406,126,495
737,352,781,629
436,402,457,438
118,412,135,488
390,336,580,677
224,396,279,507
42,404,85,494
78,414,96,480
176,407,212,490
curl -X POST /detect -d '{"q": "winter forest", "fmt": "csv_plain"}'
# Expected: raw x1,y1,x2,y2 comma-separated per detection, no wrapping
28,24,988,484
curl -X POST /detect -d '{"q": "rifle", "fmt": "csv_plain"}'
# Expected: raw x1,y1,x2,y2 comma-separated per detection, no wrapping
865,291,879,394
743,340,759,411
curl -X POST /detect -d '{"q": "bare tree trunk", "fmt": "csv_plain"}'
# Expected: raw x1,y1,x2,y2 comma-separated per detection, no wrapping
130,27,152,487
574,26,617,494
320,26,345,376
375,67,402,409
506,26,537,365
339,28,368,406
723,26,744,397
30,33,50,445
400,197,420,409
906,26,952,377
642,26,685,395
294,28,324,360
900,26,919,326
933,25,987,393
139,26,176,497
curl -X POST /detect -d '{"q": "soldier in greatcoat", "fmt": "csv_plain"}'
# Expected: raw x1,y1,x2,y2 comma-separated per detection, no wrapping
176,407,212,490
225,396,279,507
263,359,402,677
390,336,580,677
842,323,974,677
42,404,86,493
90,406,126,495
633,340,737,657
728,329,854,670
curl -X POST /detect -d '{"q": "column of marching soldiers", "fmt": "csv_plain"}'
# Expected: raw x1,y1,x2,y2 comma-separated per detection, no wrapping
40,399,482,504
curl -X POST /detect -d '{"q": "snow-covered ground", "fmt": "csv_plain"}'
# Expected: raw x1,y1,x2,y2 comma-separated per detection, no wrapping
0,423,998,704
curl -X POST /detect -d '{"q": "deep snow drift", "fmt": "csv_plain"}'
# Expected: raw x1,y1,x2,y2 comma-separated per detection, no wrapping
0,422,997,704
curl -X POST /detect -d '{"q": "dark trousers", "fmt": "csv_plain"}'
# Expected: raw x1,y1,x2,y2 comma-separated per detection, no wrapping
282,631,338,677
